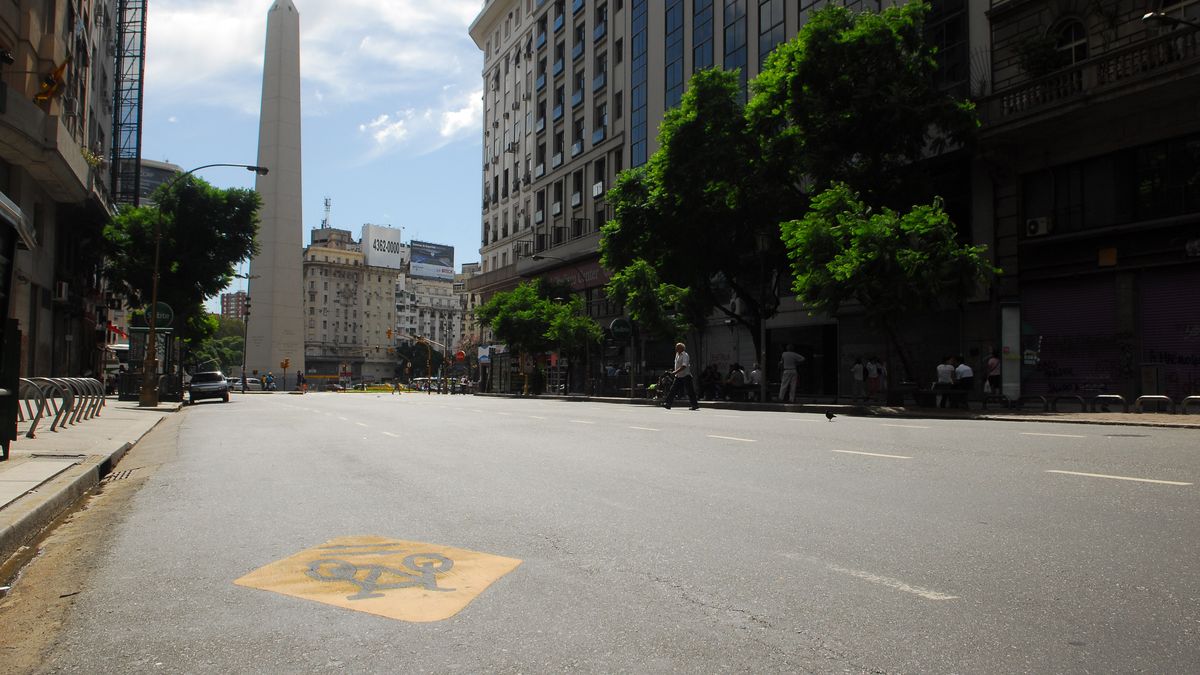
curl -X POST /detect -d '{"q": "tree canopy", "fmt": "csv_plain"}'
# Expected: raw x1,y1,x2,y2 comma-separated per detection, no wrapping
104,177,261,344
475,279,601,359
781,184,998,378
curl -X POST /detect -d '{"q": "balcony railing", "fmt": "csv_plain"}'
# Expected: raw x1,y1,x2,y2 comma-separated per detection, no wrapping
592,71,607,91
594,22,607,41
981,29,1198,127
571,89,584,107
572,41,585,60
591,127,606,144
553,14,565,32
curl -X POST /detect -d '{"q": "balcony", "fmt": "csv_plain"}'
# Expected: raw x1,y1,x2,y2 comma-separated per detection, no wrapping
552,202,562,216
536,116,546,133
571,140,584,156
553,58,564,76
553,104,564,121
535,209,545,223
594,22,607,41
572,41,585,61
571,191,582,207
571,89,584,107
465,262,520,293
536,32,547,50
536,73,546,91
573,0,584,13
536,163,546,177
592,71,607,91
553,14,565,33
552,152,563,168
980,29,1199,135
591,127,606,144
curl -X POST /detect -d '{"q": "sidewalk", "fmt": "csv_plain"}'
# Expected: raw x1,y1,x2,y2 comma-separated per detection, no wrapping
476,392,1200,429
0,399,181,571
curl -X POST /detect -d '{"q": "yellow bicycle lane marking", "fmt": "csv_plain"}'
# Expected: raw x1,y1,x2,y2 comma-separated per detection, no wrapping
235,535,522,623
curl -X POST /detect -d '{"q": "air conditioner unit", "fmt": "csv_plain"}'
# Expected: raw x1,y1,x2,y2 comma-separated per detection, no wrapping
1025,217,1053,237
53,281,69,302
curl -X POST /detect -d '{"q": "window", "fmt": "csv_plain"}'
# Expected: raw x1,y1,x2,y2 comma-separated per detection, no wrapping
665,0,685,107
630,0,648,166
724,0,748,98
614,91,623,120
757,0,785,68
1054,19,1088,65
693,0,713,72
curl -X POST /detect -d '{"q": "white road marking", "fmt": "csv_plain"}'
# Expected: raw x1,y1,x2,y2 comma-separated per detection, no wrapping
497,412,513,416
824,564,958,601
382,432,399,438
1021,432,1087,439
707,435,756,443
337,416,348,421
570,420,596,424
788,418,818,422
528,415,546,420
832,450,912,460
1045,470,1191,486
629,426,660,431
713,414,742,419
355,422,369,428
882,424,931,429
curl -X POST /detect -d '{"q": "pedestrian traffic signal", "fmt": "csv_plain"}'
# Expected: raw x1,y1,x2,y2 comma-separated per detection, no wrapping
281,358,290,371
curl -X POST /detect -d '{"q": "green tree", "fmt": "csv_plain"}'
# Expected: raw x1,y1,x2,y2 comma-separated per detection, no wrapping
746,0,977,209
781,184,998,379
476,279,600,394
104,177,262,345
601,69,787,354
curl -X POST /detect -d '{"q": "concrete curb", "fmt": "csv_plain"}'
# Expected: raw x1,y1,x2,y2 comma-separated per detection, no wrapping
471,392,1200,429
0,415,169,570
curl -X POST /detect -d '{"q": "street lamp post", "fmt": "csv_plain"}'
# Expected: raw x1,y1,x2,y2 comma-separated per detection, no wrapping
236,273,260,394
138,164,269,407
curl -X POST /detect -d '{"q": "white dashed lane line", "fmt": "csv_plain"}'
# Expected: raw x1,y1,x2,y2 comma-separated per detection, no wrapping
881,424,931,429
629,426,660,431
528,416,546,420
382,431,399,438
832,450,912,460
1021,432,1087,439
1046,470,1192,486
707,435,757,443
355,422,369,428
570,420,597,425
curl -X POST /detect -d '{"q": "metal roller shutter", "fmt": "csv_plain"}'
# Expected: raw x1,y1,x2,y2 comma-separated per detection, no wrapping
1140,265,1200,400
1021,275,1121,397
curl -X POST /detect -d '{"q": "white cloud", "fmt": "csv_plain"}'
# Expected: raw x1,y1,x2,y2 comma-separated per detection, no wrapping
147,0,485,157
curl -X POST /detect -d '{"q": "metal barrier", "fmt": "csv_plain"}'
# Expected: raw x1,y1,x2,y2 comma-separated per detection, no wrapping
16,377,105,437
1089,394,1129,413
1134,395,1175,414
1182,396,1200,415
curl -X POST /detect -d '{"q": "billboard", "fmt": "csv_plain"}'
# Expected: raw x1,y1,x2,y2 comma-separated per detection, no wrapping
362,224,406,270
410,240,454,280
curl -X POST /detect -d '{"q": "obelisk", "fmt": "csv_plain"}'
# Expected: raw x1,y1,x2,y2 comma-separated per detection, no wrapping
246,0,304,388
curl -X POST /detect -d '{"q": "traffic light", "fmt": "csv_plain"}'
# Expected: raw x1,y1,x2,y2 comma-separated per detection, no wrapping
244,295,251,317
387,328,393,340
281,358,290,371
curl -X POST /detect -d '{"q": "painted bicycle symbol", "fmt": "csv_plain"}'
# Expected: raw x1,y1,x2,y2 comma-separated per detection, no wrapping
306,553,455,600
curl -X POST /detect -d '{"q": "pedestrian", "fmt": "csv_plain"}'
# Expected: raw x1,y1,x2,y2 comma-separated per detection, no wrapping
953,355,974,408
297,370,306,394
778,344,805,403
748,362,763,401
723,363,747,401
264,371,275,391
850,358,866,400
865,356,882,400
663,342,699,410
985,350,1001,395
935,356,956,408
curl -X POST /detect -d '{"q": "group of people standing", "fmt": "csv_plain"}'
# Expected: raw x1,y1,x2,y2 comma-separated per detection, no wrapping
848,356,887,402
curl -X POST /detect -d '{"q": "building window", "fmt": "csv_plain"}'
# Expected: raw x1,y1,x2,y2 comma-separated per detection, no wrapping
724,0,748,98
757,0,784,69
630,0,649,166
1054,19,1088,65
665,0,685,108
693,0,714,72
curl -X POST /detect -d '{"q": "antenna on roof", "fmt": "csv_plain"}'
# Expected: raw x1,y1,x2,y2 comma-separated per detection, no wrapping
320,196,331,228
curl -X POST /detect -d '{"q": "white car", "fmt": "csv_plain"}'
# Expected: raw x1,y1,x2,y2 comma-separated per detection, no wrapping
233,377,263,391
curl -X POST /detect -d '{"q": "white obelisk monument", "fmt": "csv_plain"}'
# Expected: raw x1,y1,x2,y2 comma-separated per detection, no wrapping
247,0,304,387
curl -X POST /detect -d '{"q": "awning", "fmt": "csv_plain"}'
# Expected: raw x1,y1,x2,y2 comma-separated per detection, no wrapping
0,190,36,250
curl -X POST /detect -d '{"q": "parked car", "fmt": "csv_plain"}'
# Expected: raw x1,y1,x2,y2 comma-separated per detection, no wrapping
233,377,263,391
188,371,230,404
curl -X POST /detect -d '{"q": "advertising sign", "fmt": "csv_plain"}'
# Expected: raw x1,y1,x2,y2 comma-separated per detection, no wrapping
362,224,406,270
410,240,455,280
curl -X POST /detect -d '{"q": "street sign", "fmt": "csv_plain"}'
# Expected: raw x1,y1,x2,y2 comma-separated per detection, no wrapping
154,301,173,326
610,317,632,340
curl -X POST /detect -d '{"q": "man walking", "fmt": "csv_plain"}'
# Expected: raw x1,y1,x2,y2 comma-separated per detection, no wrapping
663,342,699,410
779,344,805,403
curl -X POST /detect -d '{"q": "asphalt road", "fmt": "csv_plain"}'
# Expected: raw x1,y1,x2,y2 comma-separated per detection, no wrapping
35,392,1200,673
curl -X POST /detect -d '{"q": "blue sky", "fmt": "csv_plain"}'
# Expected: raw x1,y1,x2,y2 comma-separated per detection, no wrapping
141,1,485,306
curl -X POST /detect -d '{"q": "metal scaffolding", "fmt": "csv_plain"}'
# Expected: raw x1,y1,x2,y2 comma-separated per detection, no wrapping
111,0,147,209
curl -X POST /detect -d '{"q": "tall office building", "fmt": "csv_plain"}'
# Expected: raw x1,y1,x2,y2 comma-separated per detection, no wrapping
246,0,306,385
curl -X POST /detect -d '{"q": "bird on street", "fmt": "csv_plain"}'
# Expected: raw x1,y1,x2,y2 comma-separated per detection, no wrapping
825,411,836,422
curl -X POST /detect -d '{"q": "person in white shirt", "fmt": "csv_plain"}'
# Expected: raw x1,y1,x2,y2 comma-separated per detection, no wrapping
850,358,866,400
935,356,956,408
778,345,805,403
748,363,763,401
953,355,974,408
663,342,699,410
